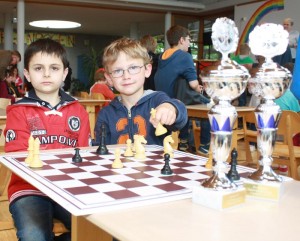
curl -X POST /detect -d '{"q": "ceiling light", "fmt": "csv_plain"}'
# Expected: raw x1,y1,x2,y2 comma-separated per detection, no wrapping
29,20,81,29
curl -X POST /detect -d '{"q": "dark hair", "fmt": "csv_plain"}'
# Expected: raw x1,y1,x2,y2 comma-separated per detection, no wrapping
166,25,190,47
24,38,68,70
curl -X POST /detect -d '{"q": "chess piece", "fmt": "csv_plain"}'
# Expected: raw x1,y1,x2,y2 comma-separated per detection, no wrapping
134,135,147,159
161,153,173,175
112,148,123,168
227,148,240,181
150,108,167,136
163,135,174,158
29,138,43,168
72,148,82,163
97,123,109,155
124,139,134,157
25,135,34,165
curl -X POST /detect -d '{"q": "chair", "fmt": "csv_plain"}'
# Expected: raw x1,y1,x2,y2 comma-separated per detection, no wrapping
242,111,258,166
272,111,300,180
0,98,11,109
91,92,105,100
80,91,90,99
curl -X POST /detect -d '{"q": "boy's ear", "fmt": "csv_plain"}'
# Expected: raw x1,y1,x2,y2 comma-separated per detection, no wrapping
144,64,152,78
104,72,114,86
62,68,69,81
23,69,30,82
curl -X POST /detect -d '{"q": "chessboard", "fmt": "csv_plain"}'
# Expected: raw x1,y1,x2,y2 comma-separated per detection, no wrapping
0,145,253,216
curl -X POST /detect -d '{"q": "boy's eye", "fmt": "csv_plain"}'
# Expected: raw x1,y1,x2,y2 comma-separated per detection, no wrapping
34,67,42,71
128,66,139,71
111,69,124,77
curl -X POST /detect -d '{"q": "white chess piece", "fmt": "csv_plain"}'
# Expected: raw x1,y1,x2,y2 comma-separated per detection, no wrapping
29,138,43,168
150,108,167,136
112,148,123,168
124,139,134,157
163,135,174,158
25,135,34,165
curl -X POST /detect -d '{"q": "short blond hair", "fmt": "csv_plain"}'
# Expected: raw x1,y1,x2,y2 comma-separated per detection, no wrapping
102,37,151,71
140,35,157,53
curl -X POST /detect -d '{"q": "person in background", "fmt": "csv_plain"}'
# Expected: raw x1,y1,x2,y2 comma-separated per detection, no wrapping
90,67,115,106
140,34,159,90
283,18,299,63
94,37,187,146
273,45,292,66
5,38,90,241
154,25,209,154
11,65,25,96
0,50,21,80
0,68,17,103
231,43,254,107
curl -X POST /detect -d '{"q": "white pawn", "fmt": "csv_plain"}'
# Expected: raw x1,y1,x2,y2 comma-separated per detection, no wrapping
29,138,43,168
112,148,123,168
163,135,174,158
25,135,34,165
124,139,134,157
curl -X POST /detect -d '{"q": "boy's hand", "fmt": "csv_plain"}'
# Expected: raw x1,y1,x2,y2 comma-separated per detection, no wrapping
150,103,177,127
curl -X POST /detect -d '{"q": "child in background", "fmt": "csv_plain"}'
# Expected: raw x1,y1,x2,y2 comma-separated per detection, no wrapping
90,67,115,106
0,68,17,103
12,66,25,96
5,38,90,241
94,37,187,146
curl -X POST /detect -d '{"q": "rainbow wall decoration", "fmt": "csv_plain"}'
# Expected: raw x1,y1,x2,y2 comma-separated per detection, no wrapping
237,0,285,53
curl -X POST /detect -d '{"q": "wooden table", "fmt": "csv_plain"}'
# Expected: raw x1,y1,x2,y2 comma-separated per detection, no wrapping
77,98,110,139
186,104,255,163
85,179,300,241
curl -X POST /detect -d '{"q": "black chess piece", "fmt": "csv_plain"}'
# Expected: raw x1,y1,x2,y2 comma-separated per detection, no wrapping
227,148,240,181
96,123,109,155
72,148,82,163
161,153,173,175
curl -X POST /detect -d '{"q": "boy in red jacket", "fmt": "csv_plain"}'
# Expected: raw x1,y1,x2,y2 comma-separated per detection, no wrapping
5,38,90,241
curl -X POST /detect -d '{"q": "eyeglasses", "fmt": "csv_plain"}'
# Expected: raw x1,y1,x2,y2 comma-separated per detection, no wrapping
109,65,145,78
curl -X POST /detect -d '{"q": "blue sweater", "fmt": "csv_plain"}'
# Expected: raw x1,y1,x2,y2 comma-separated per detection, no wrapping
154,50,197,98
94,90,187,146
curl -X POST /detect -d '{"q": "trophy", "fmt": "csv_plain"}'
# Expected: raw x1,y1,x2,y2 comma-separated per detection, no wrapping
247,23,291,182
200,17,250,190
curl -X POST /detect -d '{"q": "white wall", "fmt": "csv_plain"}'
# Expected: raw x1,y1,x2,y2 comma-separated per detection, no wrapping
235,0,300,42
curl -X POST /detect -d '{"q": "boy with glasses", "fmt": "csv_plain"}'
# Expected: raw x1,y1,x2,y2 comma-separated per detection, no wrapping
94,37,187,146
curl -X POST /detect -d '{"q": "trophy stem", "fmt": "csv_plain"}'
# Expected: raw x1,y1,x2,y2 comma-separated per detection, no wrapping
248,99,283,182
201,100,237,190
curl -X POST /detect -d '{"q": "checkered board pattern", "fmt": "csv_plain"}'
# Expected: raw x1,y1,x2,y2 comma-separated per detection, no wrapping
0,145,253,216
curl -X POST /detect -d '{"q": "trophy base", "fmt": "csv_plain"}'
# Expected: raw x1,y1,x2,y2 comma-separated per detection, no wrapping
248,165,283,182
201,173,237,190
243,179,284,201
192,186,246,210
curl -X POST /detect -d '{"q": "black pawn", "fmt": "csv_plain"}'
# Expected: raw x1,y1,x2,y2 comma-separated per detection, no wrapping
97,123,108,155
161,153,173,175
72,148,82,163
227,148,240,181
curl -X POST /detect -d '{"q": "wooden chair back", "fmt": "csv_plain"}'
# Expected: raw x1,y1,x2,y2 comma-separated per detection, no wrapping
273,110,300,180
0,98,11,109
242,111,258,166
80,91,89,99
91,93,105,100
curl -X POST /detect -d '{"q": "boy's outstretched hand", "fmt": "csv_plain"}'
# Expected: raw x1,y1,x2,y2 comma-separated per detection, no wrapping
150,103,177,128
